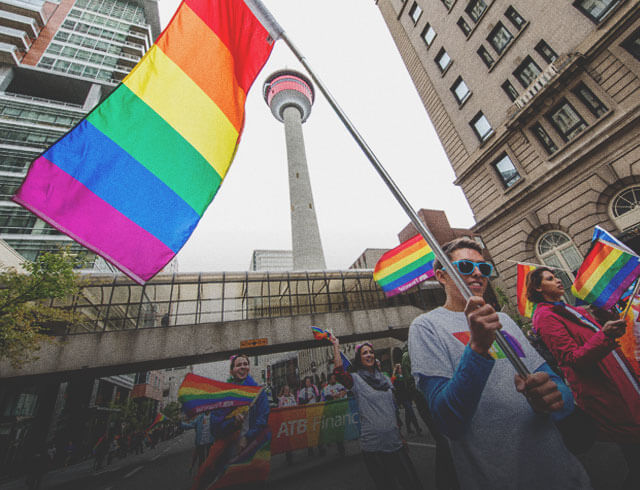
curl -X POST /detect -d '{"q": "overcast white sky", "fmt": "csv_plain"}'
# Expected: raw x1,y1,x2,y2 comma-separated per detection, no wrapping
158,0,474,272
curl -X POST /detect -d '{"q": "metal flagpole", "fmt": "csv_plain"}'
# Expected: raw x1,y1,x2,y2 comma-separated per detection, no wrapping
244,0,529,377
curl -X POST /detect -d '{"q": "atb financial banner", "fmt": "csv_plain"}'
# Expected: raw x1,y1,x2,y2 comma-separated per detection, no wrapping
268,398,360,454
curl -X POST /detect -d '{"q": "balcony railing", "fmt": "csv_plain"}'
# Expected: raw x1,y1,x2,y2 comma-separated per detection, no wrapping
46,271,444,334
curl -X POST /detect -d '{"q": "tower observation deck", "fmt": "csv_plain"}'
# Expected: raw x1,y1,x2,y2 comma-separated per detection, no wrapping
263,70,326,271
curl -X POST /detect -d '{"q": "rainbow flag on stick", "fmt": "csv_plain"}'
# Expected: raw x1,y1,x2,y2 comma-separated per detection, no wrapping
516,263,537,318
13,0,274,284
178,373,262,418
571,239,640,309
147,412,167,432
374,235,435,297
311,325,333,341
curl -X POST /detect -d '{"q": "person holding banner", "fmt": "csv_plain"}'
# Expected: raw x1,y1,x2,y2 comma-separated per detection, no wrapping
527,267,640,489
409,238,590,489
330,336,423,489
210,354,270,452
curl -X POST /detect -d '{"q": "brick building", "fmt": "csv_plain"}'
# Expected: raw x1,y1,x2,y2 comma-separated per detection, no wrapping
376,0,640,298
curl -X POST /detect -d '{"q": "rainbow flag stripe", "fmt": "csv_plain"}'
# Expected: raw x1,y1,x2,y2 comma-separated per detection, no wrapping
373,235,435,297
571,240,640,309
13,0,274,284
621,293,640,377
178,373,262,417
517,263,537,318
311,325,332,341
452,331,525,360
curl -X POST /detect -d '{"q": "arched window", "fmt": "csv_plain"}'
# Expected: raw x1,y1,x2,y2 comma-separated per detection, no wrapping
610,185,640,232
536,231,583,300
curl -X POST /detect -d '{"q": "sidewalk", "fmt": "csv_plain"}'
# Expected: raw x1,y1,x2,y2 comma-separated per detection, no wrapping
0,435,180,490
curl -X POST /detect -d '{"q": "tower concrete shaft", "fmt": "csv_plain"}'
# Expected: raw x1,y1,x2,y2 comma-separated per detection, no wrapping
282,105,326,270
264,70,326,271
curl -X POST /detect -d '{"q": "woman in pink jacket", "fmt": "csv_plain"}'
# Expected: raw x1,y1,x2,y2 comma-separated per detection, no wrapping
527,267,640,489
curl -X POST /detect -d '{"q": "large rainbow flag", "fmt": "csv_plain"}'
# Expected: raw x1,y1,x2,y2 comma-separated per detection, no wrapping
374,234,435,297
13,0,274,284
516,263,537,318
571,239,640,309
178,373,262,417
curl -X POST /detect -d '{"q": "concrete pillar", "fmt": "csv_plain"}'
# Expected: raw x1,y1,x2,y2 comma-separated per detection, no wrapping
82,83,102,111
282,106,326,271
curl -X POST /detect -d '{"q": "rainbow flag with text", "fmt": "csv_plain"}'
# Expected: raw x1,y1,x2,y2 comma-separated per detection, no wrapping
374,235,435,297
178,373,262,418
13,0,274,283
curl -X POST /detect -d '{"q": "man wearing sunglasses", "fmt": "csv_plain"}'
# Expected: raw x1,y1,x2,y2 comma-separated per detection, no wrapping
408,238,590,489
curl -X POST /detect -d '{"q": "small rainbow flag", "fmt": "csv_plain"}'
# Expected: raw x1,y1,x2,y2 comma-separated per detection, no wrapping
516,263,537,318
147,412,166,431
571,239,640,309
311,326,333,341
178,373,262,418
374,235,435,297
13,0,274,284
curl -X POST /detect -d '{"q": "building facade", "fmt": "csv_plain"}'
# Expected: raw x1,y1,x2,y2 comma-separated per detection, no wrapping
0,0,159,267
0,0,160,473
376,0,640,298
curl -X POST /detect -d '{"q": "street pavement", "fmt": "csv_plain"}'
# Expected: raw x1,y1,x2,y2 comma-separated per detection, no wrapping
0,417,630,489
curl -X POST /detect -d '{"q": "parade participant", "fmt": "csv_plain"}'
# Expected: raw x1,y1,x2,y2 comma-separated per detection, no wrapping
296,376,320,405
528,267,640,489
409,238,591,489
322,373,347,457
277,385,297,407
210,354,269,452
391,364,421,435
277,385,297,465
401,347,459,490
181,410,214,469
331,336,423,490
296,376,324,456
322,373,347,401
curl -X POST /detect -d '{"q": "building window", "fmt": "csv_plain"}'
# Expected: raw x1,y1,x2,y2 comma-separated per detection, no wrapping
611,186,640,232
422,24,436,47
501,80,519,102
531,122,558,154
492,153,521,188
457,17,471,36
505,6,526,29
441,0,454,10
513,56,542,88
466,0,487,23
572,82,607,117
409,2,423,23
488,22,513,55
477,45,494,68
451,77,471,104
536,231,582,299
573,0,620,23
535,40,558,64
435,48,452,72
546,99,587,142
470,111,493,142
621,28,640,61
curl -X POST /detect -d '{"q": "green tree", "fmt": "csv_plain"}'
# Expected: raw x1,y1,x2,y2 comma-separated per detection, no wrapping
0,249,85,368
162,401,181,422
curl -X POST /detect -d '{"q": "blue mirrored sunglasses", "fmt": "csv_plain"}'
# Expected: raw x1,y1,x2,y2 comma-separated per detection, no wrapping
445,259,493,277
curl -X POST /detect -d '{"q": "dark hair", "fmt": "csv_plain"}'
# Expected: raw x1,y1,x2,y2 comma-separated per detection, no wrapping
352,342,374,371
433,237,484,271
229,353,249,371
525,267,554,303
